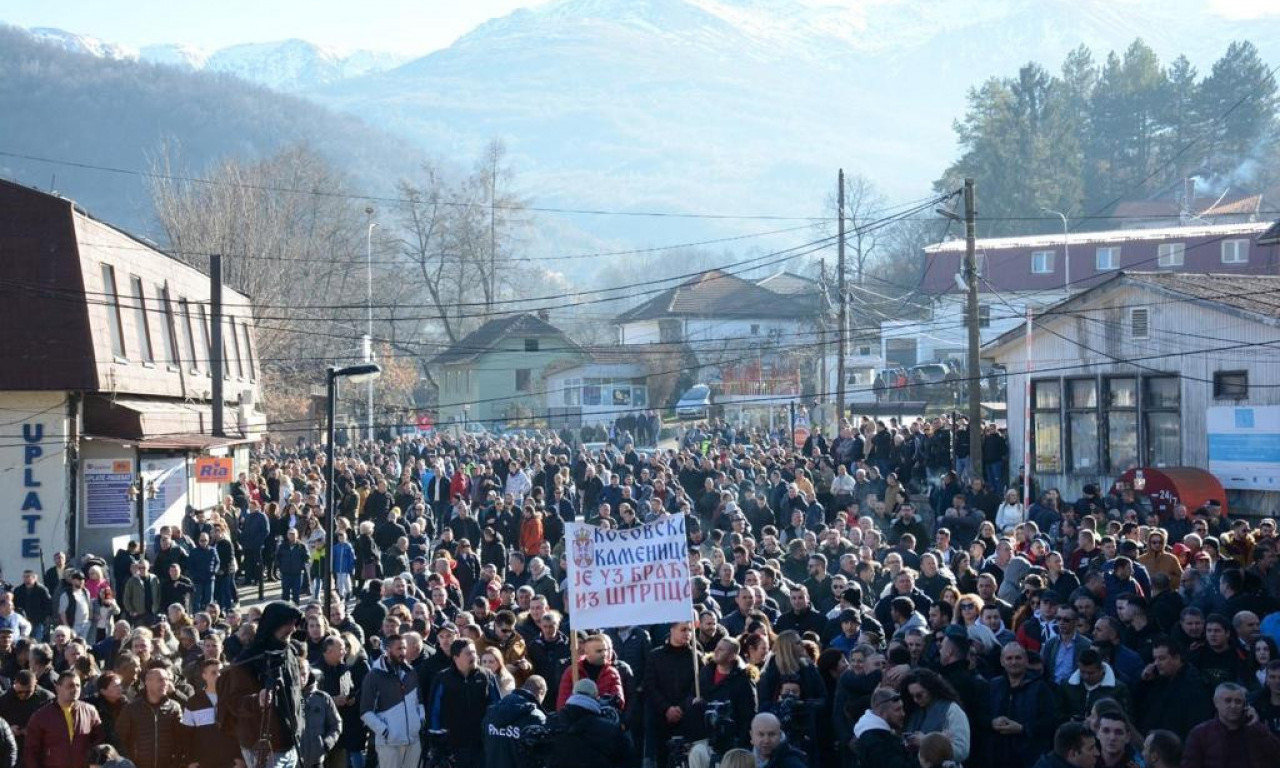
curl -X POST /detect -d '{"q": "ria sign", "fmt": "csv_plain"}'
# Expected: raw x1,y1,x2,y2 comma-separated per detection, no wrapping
194,457,233,483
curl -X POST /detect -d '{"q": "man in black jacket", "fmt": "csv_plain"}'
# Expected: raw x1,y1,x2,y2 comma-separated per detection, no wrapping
645,621,702,768
429,639,500,768
852,687,912,768
482,677,548,768
774,586,826,638
688,638,757,765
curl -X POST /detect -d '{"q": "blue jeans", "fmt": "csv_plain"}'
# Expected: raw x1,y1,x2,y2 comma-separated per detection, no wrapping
242,747,297,768
193,579,214,612
985,460,1006,494
215,573,238,609
282,573,304,603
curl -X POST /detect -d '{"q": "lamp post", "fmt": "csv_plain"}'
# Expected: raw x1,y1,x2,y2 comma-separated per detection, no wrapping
324,363,381,616
1042,208,1070,292
364,209,379,443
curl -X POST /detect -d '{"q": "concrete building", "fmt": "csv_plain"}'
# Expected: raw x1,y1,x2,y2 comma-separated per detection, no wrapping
986,271,1280,513
0,179,263,576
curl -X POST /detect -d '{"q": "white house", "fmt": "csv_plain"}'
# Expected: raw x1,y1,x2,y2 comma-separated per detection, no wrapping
985,271,1280,513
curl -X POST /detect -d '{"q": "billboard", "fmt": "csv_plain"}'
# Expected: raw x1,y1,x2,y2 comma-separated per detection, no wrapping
1207,406,1280,491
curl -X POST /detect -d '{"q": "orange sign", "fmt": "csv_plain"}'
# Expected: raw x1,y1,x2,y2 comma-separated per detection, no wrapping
194,457,233,483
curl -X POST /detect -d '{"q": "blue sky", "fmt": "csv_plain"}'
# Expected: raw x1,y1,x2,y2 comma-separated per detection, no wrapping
0,0,549,54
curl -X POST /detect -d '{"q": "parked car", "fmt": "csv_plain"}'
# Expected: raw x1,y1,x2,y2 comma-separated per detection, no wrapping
909,363,950,384
675,384,714,420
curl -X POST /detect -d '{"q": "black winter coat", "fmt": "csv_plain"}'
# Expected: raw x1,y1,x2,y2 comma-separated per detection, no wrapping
643,642,701,737
546,703,631,768
855,726,912,768
429,666,500,753
688,663,757,749
481,688,546,768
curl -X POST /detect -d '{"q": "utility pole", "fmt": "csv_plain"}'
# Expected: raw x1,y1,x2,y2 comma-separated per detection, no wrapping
963,179,983,471
836,169,847,423
819,259,829,419
210,253,224,438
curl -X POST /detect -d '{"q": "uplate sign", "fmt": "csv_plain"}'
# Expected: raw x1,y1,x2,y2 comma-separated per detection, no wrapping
194,456,233,483
0,393,68,571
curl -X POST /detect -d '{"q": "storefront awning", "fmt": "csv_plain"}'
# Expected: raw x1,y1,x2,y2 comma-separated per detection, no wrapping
83,395,264,449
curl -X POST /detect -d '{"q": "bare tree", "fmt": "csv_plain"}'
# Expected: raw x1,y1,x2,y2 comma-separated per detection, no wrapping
148,140,376,428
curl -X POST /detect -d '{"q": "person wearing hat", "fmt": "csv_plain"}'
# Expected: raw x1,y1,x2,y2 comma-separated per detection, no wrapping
56,570,92,641
546,677,631,768
853,687,912,768
1139,529,1183,590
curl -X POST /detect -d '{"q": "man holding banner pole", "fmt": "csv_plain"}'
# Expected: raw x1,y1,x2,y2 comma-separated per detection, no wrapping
564,514,700,768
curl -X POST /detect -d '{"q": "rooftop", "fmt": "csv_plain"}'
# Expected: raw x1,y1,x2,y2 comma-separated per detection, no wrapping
614,268,818,323
430,312,581,366
924,221,1271,254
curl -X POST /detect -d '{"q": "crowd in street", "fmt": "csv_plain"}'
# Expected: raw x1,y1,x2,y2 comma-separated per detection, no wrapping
1,413,1279,768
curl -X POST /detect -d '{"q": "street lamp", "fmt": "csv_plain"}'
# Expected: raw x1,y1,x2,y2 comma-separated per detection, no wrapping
1041,208,1071,292
365,209,379,443
324,363,381,616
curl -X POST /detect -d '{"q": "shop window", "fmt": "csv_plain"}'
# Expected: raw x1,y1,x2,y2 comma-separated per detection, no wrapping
1031,379,1062,473
1067,379,1098,473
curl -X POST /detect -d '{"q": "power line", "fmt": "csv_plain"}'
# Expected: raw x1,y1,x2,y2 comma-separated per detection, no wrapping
1,333,1277,447
0,148,833,222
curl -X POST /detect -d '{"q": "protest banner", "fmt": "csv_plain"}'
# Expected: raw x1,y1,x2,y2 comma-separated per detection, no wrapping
565,515,693,630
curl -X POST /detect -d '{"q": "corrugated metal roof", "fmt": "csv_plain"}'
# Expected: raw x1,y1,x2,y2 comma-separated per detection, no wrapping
1124,271,1280,319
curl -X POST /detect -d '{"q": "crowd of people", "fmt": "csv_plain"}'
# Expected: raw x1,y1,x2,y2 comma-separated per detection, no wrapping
1,414,1279,768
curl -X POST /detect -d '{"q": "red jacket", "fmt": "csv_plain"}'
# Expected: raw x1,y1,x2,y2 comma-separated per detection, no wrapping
1182,717,1280,768
556,660,625,711
22,700,104,768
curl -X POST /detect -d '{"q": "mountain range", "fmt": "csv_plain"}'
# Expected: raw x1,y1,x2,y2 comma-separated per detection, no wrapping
28,26,408,91
7,0,1280,253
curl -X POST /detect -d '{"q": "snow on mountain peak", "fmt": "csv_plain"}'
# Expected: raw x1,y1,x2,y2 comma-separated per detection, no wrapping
19,26,407,92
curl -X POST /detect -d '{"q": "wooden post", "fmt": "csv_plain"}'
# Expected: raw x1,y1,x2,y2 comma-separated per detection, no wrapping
570,630,580,686
691,613,702,700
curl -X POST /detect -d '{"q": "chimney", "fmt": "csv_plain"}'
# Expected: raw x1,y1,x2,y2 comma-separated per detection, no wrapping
537,309,551,322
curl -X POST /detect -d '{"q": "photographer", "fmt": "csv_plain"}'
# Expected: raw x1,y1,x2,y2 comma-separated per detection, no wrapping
216,601,306,768
687,638,757,768
546,678,631,768
481,675,548,768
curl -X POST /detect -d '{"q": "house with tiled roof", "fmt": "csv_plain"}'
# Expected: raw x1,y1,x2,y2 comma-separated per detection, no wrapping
985,271,1280,512
613,269,822,347
430,312,587,427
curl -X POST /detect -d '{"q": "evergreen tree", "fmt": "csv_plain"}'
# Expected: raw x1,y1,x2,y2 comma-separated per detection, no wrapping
1195,41,1278,177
